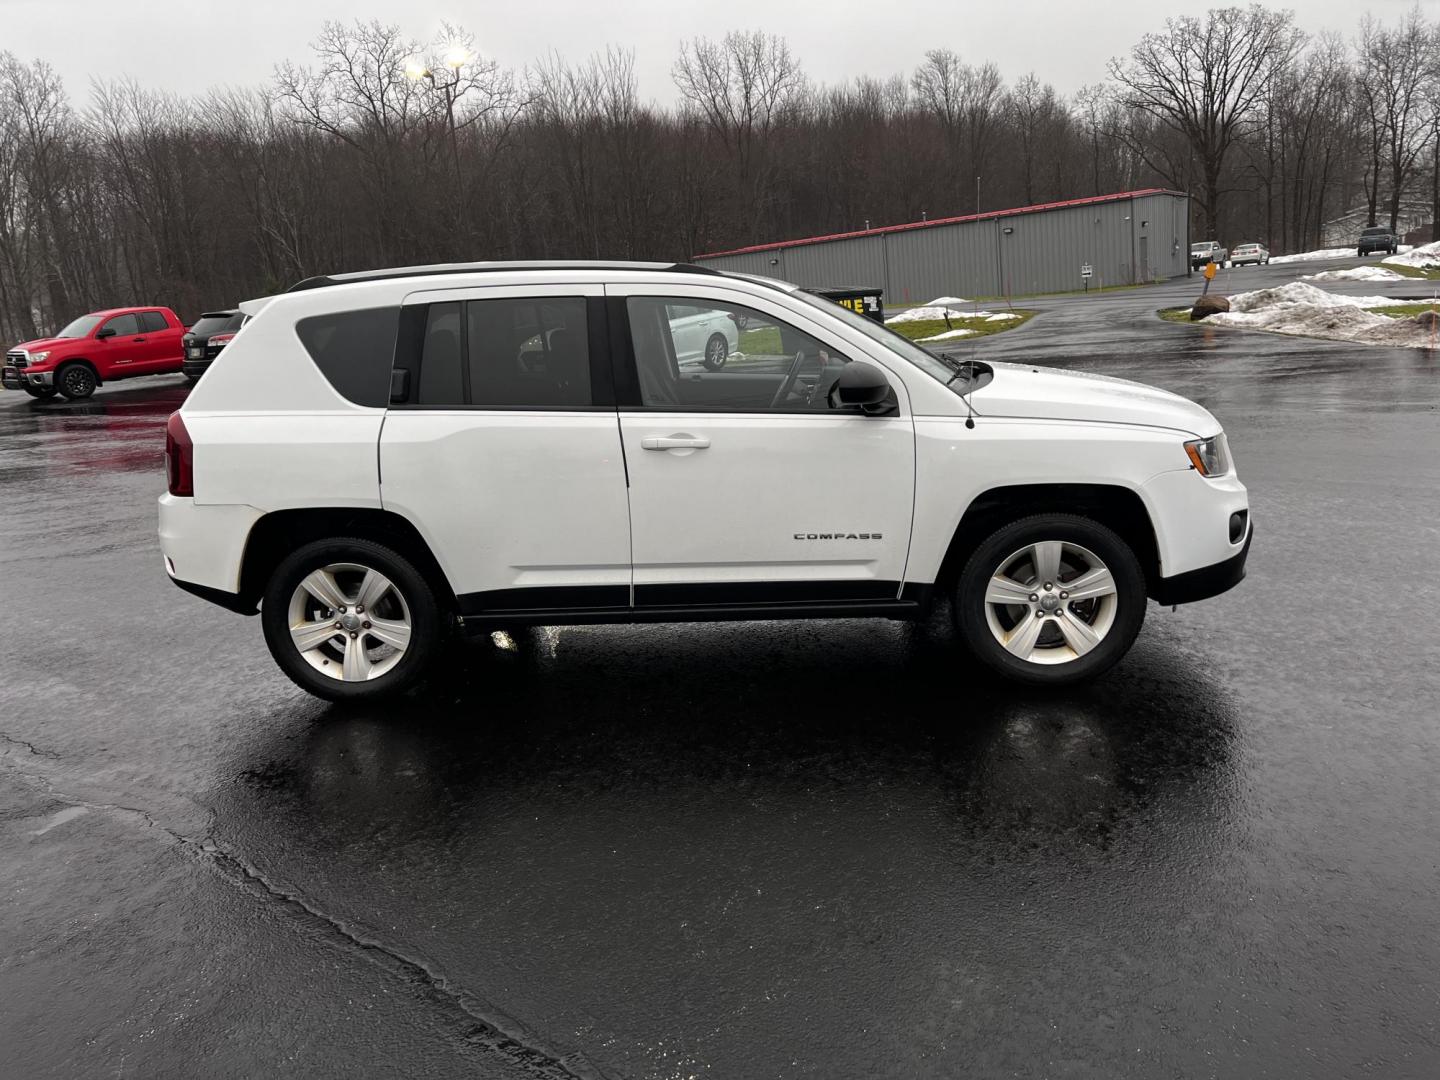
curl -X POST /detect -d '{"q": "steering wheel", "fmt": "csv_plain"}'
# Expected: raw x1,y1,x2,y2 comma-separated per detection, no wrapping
769,348,828,409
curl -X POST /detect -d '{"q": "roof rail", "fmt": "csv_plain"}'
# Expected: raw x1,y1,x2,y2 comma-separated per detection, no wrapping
282,260,721,293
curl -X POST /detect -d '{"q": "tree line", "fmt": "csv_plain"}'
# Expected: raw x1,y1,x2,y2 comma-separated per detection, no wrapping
1,4,1437,341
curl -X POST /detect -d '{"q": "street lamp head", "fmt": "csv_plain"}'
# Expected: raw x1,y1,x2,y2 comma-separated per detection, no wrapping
404,57,430,81
442,45,469,70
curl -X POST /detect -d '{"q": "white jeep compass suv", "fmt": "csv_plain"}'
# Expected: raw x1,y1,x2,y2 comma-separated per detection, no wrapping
159,261,1251,701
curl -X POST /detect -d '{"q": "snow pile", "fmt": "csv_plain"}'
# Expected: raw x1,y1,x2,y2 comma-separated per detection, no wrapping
887,305,963,324
1206,282,1436,349
918,328,976,342
1384,241,1440,269
1302,266,1405,283
1226,282,1412,312
886,297,969,324
1269,247,1353,265
984,312,1021,322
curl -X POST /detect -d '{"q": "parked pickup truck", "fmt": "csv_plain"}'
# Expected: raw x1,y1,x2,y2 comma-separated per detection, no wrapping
4,306,187,400
1190,241,1228,270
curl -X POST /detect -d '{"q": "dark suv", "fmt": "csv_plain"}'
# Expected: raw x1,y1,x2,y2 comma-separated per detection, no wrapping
1357,226,1398,256
181,310,244,381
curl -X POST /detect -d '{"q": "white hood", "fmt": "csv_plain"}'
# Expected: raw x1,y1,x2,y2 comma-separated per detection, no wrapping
971,362,1218,436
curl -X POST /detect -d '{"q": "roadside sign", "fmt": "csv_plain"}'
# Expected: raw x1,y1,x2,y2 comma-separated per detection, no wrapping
1204,262,1217,281
1081,264,1093,279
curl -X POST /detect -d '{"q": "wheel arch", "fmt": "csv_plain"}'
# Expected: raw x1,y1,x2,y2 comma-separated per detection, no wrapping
934,483,1162,595
237,507,457,614
57,357,102,385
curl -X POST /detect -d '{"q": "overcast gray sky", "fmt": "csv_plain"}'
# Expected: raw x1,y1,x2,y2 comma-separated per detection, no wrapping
2,0,1429,105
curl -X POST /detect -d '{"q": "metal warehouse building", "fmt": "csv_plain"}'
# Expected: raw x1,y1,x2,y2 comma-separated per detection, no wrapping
694,189,1191,303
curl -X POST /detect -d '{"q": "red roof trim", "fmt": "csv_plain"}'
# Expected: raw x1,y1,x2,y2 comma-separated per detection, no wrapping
693,189,1188,259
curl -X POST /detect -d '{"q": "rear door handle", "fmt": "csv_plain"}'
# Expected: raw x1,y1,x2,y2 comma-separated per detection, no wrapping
641,434,711,451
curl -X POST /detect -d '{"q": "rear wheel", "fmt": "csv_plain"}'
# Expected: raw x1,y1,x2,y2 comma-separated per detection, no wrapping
955,514,1147,685
702,333,729,371
56,362,96,400
260,538,442,702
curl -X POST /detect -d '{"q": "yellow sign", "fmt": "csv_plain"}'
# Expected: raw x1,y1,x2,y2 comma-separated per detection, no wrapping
1204,262,1218,280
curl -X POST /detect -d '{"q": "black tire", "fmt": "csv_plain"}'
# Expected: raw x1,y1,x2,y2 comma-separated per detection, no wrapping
22,384,58,400
260,537,443,702
184,373,201,385
702,333,729,371
954,514,1147,686
56,362,97,400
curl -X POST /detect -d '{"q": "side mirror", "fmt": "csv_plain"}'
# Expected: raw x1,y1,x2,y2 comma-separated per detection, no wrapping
96,327,115,339
829,361,891,411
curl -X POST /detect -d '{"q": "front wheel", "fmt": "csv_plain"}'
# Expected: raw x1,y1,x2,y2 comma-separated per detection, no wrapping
56,363,97,400
260,538,442,702
702,333,730,371
955,514,1147,685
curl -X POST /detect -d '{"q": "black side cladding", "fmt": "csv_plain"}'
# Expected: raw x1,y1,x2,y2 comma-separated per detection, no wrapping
294,307,401,408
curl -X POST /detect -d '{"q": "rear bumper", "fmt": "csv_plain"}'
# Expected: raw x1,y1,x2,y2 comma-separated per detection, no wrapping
182,359,212,379
1153,526,1252,606
158,493,263,601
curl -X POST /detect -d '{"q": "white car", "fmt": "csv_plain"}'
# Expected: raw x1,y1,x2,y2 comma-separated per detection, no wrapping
668,303,740,370
159,261,1251,701
1230,243,1270,266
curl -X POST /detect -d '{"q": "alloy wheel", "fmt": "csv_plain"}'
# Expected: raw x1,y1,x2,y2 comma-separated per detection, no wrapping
982,540,1119,665
286,562,413,682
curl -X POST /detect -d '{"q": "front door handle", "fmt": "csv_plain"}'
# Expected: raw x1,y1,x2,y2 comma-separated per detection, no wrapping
641,434,711,451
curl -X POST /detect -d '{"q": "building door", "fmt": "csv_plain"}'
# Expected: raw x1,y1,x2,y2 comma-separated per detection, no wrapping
1139,236,1150,283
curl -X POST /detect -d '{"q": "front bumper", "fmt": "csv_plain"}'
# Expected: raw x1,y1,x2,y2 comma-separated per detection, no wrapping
1153,526,1252,605
3,367,53,389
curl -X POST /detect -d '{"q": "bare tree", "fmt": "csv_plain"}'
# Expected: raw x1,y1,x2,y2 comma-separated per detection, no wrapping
1355,6,1434,233
1109,4,1304,238
673,31,806,234
912,50,1005,209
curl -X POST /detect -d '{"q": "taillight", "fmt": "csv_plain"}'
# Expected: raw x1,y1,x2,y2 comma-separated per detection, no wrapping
165,412,194,496
208,333,236,348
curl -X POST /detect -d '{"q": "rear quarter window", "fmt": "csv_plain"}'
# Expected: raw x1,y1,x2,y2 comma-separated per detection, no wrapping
295,307,399,408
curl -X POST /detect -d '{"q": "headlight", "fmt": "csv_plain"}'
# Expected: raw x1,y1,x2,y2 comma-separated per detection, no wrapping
1184,434,1231,477
30,351,49,364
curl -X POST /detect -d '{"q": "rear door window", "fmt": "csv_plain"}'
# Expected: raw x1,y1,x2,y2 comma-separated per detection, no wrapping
138,311,170,333
467,297,590,408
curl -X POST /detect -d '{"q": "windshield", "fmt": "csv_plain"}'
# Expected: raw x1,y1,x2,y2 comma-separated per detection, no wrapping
1362,227,1387,236
1190,244,1211,252
789,287,972,391
55,314,102,338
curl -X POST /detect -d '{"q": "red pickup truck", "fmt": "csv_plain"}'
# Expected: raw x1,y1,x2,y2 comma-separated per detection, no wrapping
4,306,187,400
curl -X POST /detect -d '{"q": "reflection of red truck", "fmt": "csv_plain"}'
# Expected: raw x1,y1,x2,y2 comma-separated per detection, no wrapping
3,306,187,400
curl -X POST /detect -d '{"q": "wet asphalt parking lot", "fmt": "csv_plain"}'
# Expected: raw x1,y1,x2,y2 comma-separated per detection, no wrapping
2,257,1439,1078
